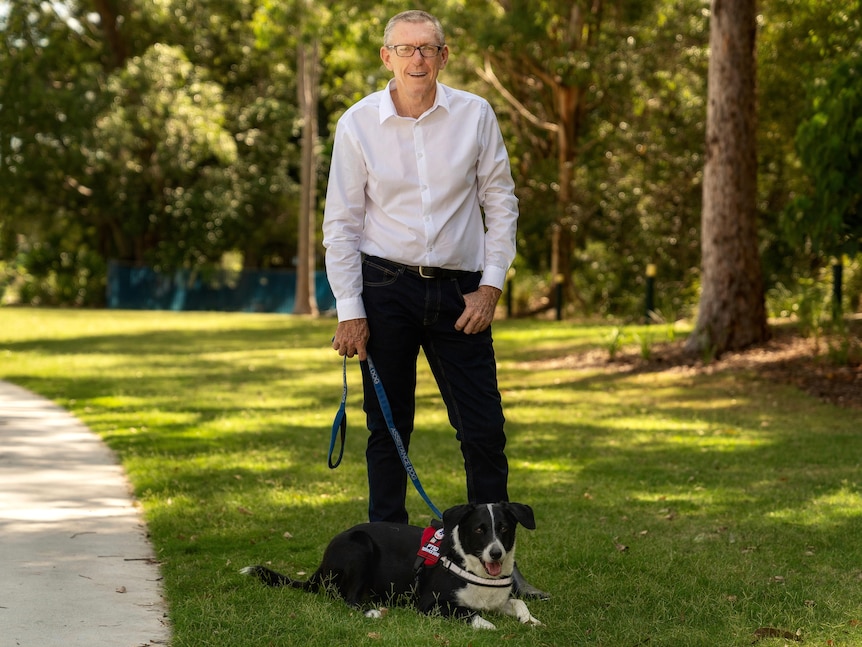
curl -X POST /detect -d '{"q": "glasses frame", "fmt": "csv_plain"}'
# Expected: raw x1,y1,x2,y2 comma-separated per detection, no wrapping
386,44,445,58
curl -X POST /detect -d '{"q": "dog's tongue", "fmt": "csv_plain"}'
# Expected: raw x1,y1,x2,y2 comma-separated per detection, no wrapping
484,561,503,577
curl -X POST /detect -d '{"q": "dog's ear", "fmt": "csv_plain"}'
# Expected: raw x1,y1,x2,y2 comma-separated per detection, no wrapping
442,504,475,530
503,502,536,530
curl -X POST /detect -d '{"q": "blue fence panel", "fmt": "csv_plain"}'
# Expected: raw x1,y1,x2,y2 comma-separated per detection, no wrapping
107,262,336,314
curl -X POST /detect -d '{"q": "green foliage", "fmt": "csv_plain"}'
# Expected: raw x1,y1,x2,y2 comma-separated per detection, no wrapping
791,44,862,258
760,1,862,289
86,43,240,270
0,1,105,237
1,310,861,645
767,255,862,361
439,0,710,319
1,0,861,319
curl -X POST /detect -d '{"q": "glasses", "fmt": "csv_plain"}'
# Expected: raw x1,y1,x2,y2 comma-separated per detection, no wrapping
386,44,444,58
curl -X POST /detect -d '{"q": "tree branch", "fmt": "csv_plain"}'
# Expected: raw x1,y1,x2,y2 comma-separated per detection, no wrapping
476,55,559,133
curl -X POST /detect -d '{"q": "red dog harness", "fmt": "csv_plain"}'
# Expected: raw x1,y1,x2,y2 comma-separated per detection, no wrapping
414,524,514,588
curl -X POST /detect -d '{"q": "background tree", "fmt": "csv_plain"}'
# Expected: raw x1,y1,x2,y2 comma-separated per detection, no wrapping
448,0,632,310
85,44,239,268
758,0,861,305
294,11,321,316
438,0,711,317
0,2,108,304
791,46,862,259
789,44,862,319
685,0,769,355
2,0,859,322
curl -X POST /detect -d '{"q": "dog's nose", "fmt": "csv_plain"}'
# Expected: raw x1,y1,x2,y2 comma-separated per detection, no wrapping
489,547,503,561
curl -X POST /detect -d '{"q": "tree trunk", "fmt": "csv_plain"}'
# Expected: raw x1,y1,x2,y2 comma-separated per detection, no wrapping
92,0,128,70
685,0,769,356
293,36,320,316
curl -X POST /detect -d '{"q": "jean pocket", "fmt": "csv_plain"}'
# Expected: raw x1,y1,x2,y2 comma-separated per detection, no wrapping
453,272,482,304
363,258,401,287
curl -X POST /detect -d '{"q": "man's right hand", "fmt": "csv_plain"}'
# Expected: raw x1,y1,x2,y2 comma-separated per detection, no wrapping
332,318,370,361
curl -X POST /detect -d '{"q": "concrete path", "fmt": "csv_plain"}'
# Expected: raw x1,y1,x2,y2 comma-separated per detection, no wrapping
0,381,171,646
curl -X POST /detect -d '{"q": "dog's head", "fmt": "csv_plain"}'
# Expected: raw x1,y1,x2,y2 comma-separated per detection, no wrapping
442,502,535,579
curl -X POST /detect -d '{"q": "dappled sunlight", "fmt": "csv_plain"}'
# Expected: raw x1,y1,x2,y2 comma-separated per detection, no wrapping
587,425,773,454
4,310,862,646
511,458,581,474
766,486,862,527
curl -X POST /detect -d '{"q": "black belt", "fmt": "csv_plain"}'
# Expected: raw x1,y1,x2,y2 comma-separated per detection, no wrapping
366,256,476,280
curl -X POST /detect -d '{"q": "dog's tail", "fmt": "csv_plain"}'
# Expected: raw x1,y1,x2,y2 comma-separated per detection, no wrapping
240,565,317,591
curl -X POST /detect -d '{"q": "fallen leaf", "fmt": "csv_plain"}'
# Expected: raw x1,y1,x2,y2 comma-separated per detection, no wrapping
367,632,381,639
612,537,629,552
752,627,802,642
237,506,253,516
116,586,127,594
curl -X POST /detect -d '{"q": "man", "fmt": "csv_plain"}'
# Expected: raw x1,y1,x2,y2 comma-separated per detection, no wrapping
323,10,546,599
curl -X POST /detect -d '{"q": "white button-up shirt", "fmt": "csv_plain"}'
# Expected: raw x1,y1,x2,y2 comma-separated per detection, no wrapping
322,80,519,322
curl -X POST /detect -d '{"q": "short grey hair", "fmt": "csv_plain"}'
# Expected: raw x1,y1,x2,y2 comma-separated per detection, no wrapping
383,10,446,46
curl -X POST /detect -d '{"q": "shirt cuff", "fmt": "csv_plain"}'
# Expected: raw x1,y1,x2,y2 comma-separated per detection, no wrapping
335,296,367,322
479,264,508,292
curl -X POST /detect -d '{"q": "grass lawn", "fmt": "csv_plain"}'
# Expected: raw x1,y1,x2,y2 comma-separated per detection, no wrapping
1,307,860,646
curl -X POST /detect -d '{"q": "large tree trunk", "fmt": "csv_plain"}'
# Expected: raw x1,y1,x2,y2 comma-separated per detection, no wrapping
685,0,769,356
293,36,320,316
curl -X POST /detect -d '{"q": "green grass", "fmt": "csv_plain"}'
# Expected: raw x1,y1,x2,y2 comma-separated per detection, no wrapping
1,308,861,646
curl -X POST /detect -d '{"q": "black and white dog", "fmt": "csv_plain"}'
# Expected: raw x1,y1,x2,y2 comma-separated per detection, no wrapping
241,502,541,630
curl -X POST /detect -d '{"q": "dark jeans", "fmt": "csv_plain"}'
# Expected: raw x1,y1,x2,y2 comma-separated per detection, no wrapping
360,256,509,523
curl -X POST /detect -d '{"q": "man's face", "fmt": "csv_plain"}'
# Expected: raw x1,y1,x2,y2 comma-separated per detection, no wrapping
380,20,448,100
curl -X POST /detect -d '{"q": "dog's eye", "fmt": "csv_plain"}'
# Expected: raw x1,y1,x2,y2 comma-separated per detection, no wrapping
474,526,485,535
499,524,509,534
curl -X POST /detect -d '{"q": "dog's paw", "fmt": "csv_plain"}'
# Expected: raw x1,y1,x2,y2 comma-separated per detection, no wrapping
470,615,497,630
509,599,543,625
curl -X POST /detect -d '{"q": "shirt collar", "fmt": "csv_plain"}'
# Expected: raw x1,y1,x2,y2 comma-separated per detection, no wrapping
379,79,449,124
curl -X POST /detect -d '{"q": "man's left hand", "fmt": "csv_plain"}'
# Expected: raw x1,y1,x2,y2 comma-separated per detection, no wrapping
455,285,502,334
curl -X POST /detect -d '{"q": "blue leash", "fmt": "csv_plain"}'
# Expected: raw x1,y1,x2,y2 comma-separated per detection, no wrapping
328,353,443,519
327,355,348,469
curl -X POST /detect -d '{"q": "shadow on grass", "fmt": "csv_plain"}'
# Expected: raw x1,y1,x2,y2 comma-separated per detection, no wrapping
4,311,861,644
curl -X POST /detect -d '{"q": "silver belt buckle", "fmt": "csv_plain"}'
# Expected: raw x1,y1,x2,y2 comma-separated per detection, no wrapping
418,266,434,279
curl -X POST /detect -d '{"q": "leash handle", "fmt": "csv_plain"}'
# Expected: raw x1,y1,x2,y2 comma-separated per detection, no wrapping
327,355,347,469
364,355,443,520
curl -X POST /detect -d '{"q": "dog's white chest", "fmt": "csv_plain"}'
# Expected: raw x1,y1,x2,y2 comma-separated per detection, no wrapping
456,583,512,612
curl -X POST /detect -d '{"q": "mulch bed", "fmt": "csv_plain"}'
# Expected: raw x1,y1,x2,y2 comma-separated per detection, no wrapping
542,319,862,411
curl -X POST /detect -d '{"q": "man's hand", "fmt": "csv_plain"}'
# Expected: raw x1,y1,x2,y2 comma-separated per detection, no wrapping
455,285,502,334
332,318,370,360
